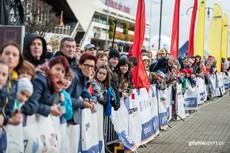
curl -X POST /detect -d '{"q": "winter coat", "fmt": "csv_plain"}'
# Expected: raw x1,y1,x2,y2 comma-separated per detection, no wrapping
23,33,47,67
89,79,107,105
60,89,73,120
149,56,168,74
21,73,59,117
51,50,77,68
0,71,18,125
66,67,92,124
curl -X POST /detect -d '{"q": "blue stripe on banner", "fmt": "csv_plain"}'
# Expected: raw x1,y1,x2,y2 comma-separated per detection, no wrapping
82,141,103,153
159,112,168,128
184,97,198,108
224,83,229,90
167,107,170,121
200,91,206,101
141,116,159,141
117,131,136,150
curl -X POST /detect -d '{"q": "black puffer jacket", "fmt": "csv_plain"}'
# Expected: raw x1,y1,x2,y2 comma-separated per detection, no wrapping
23,33,47,67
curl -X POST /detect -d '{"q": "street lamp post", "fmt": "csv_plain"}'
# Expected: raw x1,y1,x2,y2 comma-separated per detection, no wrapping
158,0,163,51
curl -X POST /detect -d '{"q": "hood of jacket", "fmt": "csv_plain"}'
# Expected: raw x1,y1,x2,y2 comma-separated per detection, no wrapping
23,33,47,66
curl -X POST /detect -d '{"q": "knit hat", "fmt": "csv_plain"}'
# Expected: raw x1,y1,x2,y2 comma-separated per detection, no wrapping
186,68,193,75
180,68,187,75
109,49,120,59
17,78,33,95
156,70,165,80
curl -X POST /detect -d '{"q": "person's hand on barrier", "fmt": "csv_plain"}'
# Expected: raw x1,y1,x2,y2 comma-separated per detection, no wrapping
83,98,93,109
191,74,196,79
8,110,22,125
122,91,128,98
171,80,177,86
90,102,97,112
51,104,62,116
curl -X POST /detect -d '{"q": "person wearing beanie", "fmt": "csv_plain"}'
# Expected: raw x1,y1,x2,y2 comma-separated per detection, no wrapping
180,68,188,76
7,77,33,153
108,49,120,69
186,68,196,87
14,78,33,110
117,41,125,52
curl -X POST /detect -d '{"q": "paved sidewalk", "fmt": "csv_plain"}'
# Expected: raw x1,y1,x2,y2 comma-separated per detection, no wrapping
138,93,230,153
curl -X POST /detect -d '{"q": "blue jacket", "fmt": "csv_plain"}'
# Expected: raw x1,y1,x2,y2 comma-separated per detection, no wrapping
21,73,59,116
67,67,92,109
60,89,73,120
66,67,92,124
0,79,17,125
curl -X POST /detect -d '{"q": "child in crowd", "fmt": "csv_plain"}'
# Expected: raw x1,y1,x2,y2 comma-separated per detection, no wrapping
155,70,167,90
0,60,9,90
186,68,196,88
89,64,111,106
178,68,187,94
6,78,33,153
14,78,33,110
59,68,74,120
18,60,35,81
0,60,9,131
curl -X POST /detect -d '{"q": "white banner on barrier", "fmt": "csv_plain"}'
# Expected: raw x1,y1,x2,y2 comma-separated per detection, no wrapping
111,97,136,151
5,123,24,152
176,84,186,120
23,114,60,153
210,74,217,97
111,86,160,151
158,89,168,130
81,103,104,153
222,72,229,90
166,86,172,121
184,82,198,110
139,87,159,145
197,77,207,104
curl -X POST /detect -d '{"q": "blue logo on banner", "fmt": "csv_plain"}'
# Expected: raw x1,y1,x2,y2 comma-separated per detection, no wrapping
117,131,136,150
82,141,103,153
124,98,130,111
185,97,198,107
159,112,168,128
150,86,156,97
141,116,159,141
199,92,206,101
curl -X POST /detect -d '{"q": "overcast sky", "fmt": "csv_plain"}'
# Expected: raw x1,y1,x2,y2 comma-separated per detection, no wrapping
113,0,230,56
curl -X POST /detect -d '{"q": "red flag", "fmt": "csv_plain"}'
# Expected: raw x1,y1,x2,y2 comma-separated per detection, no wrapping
132,0,150,91
170,0,181,59
188,0,198,56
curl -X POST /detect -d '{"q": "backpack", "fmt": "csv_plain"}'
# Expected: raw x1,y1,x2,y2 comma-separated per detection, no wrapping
108,86,120,111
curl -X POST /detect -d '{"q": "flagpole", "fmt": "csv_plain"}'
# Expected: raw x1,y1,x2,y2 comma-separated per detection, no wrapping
158,0,163,51
112,20,117,49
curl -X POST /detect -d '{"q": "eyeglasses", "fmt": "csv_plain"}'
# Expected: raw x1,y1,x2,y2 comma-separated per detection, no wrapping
98,71,107,76
82,63,95,69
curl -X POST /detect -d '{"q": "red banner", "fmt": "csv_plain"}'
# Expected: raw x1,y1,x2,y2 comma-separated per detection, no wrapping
132,0,150,91
170,0,181,59
188,0,198,56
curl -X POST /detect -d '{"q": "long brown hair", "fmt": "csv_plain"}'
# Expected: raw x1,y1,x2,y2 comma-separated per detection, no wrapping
47,56,69,93
0,41,24,72
94,64,111,89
